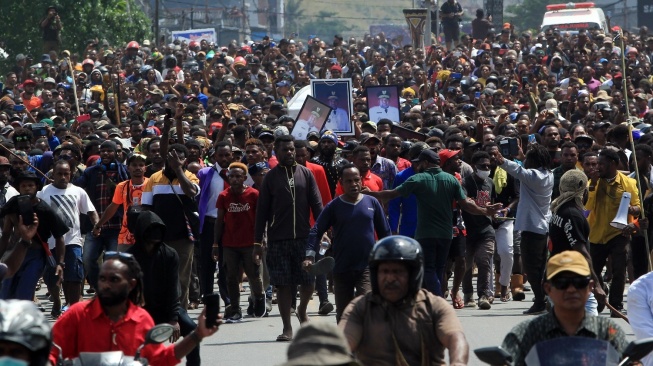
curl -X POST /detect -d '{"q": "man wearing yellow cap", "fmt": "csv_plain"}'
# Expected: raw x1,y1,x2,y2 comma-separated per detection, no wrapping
501,251,628,366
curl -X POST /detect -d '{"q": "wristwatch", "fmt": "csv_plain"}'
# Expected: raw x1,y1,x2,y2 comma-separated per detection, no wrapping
57,262,66,269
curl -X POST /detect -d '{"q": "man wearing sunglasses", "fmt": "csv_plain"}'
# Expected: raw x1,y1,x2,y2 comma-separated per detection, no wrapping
501,251,628,366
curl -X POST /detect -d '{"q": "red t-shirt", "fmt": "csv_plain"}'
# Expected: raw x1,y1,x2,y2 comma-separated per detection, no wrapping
216,186,258,247
334,170,383,196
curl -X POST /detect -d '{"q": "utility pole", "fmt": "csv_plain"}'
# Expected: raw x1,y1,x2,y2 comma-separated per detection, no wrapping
154,0,159,47
191,7,194,29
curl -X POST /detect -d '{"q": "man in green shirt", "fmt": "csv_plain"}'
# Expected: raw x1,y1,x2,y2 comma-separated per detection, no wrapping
364,149,501,296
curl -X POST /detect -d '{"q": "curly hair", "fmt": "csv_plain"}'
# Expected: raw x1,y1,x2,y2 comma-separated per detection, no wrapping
525,143,552,169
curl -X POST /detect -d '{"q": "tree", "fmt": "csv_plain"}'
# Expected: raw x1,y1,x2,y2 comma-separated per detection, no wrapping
299,11,353,42
0,0,151,64
506,0,559,33
284,0,306,38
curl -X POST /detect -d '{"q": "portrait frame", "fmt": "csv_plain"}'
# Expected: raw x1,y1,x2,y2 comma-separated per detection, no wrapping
291,96,332,141
366,85,401,123
310,79,354,136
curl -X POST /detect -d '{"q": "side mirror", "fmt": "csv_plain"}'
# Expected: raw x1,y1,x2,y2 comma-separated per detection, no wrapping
145,324,175,345
474,346,513,366
620,337,653,366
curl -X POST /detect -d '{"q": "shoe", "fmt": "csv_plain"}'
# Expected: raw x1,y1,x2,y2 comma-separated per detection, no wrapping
247,297,254,316
478,296,492,310
226,308,243,323
523,303,547,315
266,298,272,313
318,301,334,315
510,274,526,301
86,288,95,294
610,309,627,318
254,296,267,318
463,294,477,308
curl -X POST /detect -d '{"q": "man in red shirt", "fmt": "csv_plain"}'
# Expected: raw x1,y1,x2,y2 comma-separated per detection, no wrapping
383,133,412,172
214,162,266,322
20,79,41,112
50,254,220,365
335,146,383,195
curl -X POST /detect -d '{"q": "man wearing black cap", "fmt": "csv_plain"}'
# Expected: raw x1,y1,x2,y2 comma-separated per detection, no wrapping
74,140,129,292
365,149,502,296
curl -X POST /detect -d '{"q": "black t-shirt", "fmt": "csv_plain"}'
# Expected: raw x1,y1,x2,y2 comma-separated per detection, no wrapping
462,175,495,239
440,1,463,27
548,200,589,256
0,196,69,245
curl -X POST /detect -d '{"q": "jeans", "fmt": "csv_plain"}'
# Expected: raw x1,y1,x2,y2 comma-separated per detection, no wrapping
0,248,45,300
591,235,629,309
417,237,452,296
83,228,119,290
463,236,495,298
520,231,548,305
495,220,514,287
333,269,371,322
178,308,200,366
167,238,194,309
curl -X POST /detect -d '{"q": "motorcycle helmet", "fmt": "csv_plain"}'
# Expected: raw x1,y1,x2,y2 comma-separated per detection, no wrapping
140,65,153,78
369,236,424,298
82,59,94,67
0,300,51,366
189,41,199,50
127,41,140,50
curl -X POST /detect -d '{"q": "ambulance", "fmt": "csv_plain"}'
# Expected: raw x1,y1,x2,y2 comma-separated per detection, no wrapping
541,2,609,34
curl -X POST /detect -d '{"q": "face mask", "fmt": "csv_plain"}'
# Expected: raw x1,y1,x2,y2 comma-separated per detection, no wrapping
476,170,490,180
0,357,28,366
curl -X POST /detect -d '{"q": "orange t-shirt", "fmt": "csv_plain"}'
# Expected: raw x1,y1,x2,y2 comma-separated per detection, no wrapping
21,93,42,112
112,178,149,245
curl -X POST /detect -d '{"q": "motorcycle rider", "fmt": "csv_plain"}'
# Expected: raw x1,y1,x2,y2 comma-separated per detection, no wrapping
339,236,469,366
49,253,221,365
0,299,51,366
501,251,628,366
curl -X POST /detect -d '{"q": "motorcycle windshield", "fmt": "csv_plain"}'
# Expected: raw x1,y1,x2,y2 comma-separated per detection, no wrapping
524,337,620,366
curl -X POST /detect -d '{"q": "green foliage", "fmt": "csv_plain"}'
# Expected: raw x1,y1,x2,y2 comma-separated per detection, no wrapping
506,0,559,32
284,0,305,36
0,0,151,60
298,11,353,41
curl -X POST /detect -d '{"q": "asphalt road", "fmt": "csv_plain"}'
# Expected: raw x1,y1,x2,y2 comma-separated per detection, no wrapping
37,280,634,365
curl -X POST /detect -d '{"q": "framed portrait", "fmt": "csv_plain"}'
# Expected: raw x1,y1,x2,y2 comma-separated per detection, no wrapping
310,79,354,135
291,96,332,141
366,85,401,123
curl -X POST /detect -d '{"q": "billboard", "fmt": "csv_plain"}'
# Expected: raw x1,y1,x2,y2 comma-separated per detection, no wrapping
171,28,217,44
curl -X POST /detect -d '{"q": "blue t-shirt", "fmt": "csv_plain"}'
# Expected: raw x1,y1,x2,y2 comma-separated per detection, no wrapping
307,195,391,273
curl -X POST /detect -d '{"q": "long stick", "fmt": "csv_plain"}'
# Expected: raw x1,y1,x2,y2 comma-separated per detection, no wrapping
66,57,80,117
0,144,52,182
605,301,629,323
619,30,652,273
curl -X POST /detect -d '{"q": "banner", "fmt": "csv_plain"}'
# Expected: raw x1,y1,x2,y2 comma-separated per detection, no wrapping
171,28,217,44
403,9,429,50
639,0,653,31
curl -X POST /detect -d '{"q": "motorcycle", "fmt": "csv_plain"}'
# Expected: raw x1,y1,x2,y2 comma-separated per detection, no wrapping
474,336,653,366
54,323,175,366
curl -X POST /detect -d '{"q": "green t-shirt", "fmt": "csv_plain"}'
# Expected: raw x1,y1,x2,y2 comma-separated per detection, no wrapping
396,167,466,239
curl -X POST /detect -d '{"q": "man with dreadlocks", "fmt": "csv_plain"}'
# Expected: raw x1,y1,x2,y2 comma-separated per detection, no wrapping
494,144,553,315
49,249,221,365
548,169,606,315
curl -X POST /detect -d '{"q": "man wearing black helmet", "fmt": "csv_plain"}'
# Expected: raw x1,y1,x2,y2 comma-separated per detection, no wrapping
339,236,469,366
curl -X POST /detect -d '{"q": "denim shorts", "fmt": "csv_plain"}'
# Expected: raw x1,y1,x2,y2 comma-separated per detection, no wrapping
44,245,84,285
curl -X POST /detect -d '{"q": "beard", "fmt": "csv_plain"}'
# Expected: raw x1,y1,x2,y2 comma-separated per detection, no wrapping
97,287,130,307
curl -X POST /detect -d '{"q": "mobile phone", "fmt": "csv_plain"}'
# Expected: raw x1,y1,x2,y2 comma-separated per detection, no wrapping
522,76,529,86
499,138,519,158
32,123,48,137
451,72,462,79
412,98,420,105
510,85,518,96
75,114,91,123
203,294,221,328
475,91,481,99
13,105,25,112
528,134,537,144
423,98,436,107
243,109,251,116
17,195,34,226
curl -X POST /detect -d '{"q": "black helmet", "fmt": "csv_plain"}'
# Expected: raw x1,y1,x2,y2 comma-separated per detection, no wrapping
0,300,52,366
369,236,424,298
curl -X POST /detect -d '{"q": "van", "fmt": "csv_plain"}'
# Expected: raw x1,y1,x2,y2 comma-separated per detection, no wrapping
541,2,609,34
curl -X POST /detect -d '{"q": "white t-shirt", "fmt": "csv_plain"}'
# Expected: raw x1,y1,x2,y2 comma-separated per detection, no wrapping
0,183,19,237
205,169,226,218
37,184,95,247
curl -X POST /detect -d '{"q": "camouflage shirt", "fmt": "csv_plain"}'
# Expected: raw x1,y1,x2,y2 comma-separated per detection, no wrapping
501,311,629,366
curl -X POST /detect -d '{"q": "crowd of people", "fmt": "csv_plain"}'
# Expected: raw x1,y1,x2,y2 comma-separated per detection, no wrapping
6,2,653,364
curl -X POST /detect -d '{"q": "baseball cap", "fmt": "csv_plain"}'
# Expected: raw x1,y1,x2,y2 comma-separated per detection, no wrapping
276,80,291,88
411,149,440,164
279,322,360,366
320,130,338,144
546,250,591,280
438,149,460,167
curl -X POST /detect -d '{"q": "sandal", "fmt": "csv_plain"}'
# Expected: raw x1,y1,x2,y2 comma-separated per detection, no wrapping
451,293,464,309
501,290,512,302
276,334,292,342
